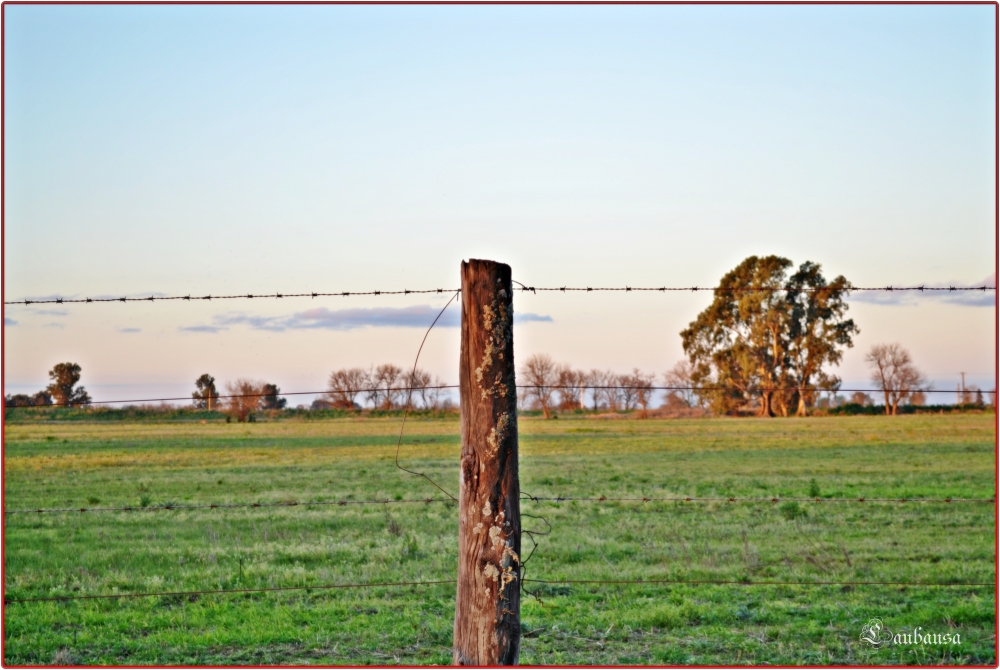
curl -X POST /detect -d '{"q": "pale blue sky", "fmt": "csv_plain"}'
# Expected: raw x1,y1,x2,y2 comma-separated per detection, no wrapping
3,4,996,404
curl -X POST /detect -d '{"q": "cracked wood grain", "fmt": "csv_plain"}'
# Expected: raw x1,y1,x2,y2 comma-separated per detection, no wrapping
454,259,521,666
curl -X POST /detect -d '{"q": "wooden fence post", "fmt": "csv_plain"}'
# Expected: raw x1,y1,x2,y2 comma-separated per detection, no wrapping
454,259,521,666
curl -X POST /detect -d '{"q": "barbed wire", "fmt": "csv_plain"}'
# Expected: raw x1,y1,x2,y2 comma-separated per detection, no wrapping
5,384,976,409
4,289,460,306
514,285,996,294
6,283,994,306
8,494,992,517
7,575,992,605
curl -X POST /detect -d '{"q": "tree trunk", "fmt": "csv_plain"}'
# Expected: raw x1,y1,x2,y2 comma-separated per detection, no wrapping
454,259,521,666
796,388,807,417
759,390,775,417
884,390,892,415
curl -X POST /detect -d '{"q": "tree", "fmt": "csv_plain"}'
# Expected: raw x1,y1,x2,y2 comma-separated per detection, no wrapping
865,343,927,415
46,362,91,407
784,262,858,416
681,256,857,417
626,369,655,418
520,354,557,418
681,256,793,416
663,360,697,408
225,379,262,422
192,374,219,410
5,391,53,408
260,383,286,410
368,364,403,409
556,365,585,410
326,368,369,409
849,391,873,406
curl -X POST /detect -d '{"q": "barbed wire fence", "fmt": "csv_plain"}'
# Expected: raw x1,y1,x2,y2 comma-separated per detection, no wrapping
4,279,997,657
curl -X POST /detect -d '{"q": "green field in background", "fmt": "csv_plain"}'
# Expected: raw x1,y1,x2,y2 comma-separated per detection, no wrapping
3,414,996,665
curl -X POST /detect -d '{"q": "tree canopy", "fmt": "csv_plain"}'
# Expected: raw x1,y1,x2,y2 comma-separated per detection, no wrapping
681,256,857,416
46,362,92,407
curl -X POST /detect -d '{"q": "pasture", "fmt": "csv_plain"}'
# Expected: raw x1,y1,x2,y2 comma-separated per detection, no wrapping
3,413,996,665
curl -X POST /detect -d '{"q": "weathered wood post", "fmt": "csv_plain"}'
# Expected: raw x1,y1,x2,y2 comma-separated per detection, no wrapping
454,259,521,666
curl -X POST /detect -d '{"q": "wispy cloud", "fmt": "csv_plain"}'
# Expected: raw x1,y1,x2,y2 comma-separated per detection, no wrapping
44,322,65,329
117,327,142,333
849,274,996,308
179,325,229,334
4,317,17,327
34,309,69,316
180,305,554,333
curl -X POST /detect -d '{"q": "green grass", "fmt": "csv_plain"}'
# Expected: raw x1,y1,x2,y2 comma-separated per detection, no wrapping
3,414,996,665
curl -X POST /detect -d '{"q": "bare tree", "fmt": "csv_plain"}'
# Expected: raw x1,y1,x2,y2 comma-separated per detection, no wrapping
625,368,655,417
369,364,404,409
326,368,369,409
618,373,640,411
402,368,432,409
225,378,263,422
420,375,446,410
520,354,557,418
556,365,584,410
663,361,697,408
591,370,620,411
866,343,927,415
584,369,602,412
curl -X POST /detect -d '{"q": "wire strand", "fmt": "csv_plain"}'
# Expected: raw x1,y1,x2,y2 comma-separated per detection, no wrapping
394,291,460,502
5,384,972,409
7,576,991,605
7,283,994,306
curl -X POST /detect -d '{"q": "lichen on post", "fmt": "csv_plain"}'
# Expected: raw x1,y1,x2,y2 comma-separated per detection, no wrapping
454,259,521,666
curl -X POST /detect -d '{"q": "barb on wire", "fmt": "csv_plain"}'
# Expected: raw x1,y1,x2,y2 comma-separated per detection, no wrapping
4,579,455,605
394,291,460,502
8,283,994,306
5,497,457,516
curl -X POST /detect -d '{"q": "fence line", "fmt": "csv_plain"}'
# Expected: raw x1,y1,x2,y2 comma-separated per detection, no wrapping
6,283,995,306
5,384,975,409
8,495,993,517
7,576,993,605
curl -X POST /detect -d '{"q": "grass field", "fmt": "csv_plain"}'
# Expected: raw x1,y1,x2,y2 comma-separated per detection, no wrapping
3,413,996,665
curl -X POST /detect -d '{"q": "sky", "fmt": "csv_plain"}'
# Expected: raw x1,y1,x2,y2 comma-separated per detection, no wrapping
3,3,996,407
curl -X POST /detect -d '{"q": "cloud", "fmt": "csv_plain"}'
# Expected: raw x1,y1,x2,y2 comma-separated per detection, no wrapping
117,327,141,333
849,274,996,308
44,322,65,329
180,305,554,333
4,317,16,327
515,312,554,324
179,325,229,334
34,309,69,316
